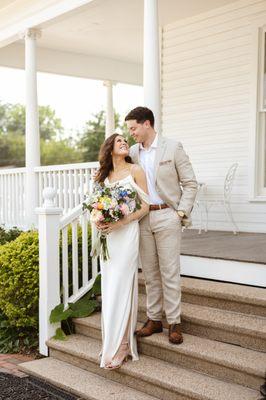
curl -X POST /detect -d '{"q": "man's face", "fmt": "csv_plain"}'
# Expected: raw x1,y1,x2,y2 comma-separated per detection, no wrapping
126,119,149,143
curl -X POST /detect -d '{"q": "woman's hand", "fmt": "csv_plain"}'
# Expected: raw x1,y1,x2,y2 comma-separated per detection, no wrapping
99,220,125,234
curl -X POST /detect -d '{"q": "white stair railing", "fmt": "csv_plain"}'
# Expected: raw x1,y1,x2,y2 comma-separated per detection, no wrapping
37,186,98,356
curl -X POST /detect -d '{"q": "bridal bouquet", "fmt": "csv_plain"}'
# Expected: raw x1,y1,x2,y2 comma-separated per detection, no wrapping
83,183,141,261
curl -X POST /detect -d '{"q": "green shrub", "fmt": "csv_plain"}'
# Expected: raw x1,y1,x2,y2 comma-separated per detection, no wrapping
0,225,23,245
0,221,94,352
0,230,39,329
0,309,38,353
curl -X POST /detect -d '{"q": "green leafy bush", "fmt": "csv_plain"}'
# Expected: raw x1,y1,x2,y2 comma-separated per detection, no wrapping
0,225,23,245
0,230,39,329
0,309,38,353
0,221,95,352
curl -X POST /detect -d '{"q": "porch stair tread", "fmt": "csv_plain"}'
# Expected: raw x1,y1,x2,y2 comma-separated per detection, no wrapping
73,312,266,378
46,334,259,400
18,357,157,400
139,273,266,307
137,293,266,339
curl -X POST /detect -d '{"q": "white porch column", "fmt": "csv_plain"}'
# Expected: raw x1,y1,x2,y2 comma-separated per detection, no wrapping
103,80,115,138
24,28,41,228
143,0,161,132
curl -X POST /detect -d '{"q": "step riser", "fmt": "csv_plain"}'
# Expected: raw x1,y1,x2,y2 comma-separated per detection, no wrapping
139,285,266,317
74,322,263,391
137,309,266,352
182,293,266,317
50,348,193,400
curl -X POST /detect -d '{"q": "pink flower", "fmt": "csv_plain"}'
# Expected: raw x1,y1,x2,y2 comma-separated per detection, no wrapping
120,203,130,216
90,209,104,223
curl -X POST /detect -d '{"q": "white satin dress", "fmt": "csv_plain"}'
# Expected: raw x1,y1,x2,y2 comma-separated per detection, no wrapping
99,174,149,368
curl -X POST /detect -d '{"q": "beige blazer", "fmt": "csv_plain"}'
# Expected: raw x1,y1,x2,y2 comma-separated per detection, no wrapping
129,136,198,226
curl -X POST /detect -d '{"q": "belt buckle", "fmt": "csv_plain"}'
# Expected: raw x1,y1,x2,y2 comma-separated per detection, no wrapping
158,204,161,210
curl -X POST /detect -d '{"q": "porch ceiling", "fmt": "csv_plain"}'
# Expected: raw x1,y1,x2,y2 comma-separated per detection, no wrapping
32,0,238,64
0,0,236,84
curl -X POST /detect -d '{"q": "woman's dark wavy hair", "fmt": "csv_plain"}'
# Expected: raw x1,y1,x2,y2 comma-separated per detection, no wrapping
94,133,133,184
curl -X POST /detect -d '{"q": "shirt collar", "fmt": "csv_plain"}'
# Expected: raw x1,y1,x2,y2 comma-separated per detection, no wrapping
140,134,158,151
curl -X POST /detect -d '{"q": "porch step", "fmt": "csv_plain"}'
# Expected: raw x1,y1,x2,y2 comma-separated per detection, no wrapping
137,293,266,352
46,334,259,400
73,312,266,390
18,357,157,400
139,273,266,317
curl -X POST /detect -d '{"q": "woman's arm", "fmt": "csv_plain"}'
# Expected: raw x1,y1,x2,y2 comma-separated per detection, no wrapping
121,164,149,225
100,165,149,233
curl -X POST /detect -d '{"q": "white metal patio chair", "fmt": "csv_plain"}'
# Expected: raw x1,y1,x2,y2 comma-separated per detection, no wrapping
199,163,239,235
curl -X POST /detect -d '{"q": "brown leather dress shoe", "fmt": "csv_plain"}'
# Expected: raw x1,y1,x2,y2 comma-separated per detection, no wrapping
135,319,163,337
169,323,183,344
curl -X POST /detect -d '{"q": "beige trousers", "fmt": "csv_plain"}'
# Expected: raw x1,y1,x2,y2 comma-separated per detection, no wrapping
139,207,181,325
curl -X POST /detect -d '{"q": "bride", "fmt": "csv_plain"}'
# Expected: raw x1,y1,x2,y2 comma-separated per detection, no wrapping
93,133,149,370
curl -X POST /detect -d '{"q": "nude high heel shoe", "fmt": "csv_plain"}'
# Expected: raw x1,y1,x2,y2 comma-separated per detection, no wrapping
104,342,130,370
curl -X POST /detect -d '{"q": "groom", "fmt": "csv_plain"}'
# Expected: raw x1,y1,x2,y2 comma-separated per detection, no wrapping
125,106,197,344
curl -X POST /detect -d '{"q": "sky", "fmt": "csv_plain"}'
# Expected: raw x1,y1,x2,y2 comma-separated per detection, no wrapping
0,66,144,138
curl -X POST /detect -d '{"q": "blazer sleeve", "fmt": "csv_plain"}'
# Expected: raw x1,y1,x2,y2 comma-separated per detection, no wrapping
174,142,198,216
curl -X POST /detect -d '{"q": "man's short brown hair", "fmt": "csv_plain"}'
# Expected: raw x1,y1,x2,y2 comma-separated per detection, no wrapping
125,107,154,128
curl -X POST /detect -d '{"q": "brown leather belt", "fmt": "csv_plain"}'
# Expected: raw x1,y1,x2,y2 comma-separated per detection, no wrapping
149,204,169,211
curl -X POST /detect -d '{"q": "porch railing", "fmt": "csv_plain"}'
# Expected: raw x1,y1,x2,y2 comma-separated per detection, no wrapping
0,162,99,229
0,167,26,228
36,162,99,214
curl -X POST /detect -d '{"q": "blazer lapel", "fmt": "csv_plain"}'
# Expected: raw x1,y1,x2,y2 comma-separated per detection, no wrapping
154,136,167,179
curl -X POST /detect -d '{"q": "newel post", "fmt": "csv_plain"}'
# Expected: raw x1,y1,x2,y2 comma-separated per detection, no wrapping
36,187,62,356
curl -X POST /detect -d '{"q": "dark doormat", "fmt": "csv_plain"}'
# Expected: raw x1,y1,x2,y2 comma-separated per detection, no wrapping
0,372,80,400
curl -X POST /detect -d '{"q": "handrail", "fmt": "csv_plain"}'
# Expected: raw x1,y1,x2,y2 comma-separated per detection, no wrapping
59,202,89,229
0,167,26,174
34,162,99,172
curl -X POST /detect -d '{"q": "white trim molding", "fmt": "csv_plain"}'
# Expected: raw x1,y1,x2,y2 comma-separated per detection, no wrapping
181,255,266,288
249,20,266,202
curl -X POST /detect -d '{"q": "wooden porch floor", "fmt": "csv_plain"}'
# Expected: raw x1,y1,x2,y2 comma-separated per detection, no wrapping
181,230,266,265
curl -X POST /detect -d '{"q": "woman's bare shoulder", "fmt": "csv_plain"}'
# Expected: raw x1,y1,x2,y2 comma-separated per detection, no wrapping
130,163,144,176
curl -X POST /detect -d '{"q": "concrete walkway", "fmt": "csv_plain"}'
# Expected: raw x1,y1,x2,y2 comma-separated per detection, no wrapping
0,353,35,378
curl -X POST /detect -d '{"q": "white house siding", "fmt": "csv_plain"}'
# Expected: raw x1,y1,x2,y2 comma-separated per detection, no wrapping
161,0,266,233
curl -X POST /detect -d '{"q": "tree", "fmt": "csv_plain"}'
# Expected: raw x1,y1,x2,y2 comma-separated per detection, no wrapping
78,110,135,162
0,102,68,167
41,138,82,166
0,102,63,140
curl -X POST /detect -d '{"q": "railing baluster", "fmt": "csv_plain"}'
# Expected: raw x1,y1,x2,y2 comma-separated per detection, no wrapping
63,171,68,213
53,171,58,207
81,212,89,286
80,169,84,202
38,172,43,207
62,226,69,307
74,170,79,207
58,171,63,209
71,220,79,295
69,171,73,210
